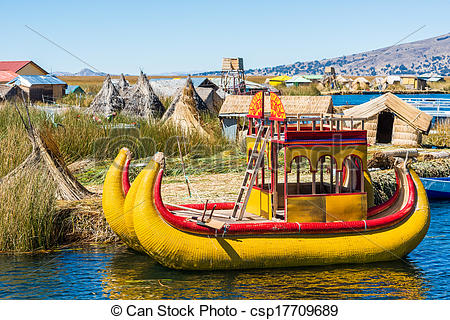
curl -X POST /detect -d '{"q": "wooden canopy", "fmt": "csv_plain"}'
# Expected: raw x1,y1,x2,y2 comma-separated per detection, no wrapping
343,93,432,133
219,95,333,117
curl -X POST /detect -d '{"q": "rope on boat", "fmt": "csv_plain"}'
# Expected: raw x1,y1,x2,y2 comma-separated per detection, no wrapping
296,222,301,233
363,220,367,231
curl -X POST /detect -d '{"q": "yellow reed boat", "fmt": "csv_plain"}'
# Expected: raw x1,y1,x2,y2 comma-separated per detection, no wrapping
102,92,430,270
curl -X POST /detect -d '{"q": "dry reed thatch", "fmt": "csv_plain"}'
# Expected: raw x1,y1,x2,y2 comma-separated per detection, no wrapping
0,105,92,201
115,73,130,96
162,77,209,136
196,87,223,114
343,93,432,133
163,77,208,120
122,71,164,119
87,74,124,115
368,152,396,169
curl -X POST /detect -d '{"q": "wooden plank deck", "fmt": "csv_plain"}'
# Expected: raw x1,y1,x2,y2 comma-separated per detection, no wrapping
170,209,280,224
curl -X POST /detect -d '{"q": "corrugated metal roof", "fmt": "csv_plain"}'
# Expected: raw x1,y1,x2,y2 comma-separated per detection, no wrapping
0,61,31,72
286,76,311,83
0,71,18,83
8,75,66,86
302,74,323,80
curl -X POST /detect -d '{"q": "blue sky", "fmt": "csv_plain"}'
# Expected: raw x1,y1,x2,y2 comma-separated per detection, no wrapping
0,0,448,74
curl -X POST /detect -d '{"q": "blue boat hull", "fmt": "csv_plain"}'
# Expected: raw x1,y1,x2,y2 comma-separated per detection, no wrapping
420,177,450,200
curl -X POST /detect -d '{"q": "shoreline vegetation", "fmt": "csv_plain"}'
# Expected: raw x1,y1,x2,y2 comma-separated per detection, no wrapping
0,76,449,253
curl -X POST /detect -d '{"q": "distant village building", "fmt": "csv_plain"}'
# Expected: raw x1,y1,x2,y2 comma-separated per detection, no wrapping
65,85,85,95
285,76,311,87
302,74,324,83
343,93,432,146
8,75,67,101
400,75,427,90
268,75,291,86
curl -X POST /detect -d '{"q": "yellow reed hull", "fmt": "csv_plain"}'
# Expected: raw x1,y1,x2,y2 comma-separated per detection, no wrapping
103,150,430,270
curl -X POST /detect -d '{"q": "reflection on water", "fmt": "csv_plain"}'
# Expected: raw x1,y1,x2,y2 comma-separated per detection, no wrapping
0,201,448,299
102,249,428,300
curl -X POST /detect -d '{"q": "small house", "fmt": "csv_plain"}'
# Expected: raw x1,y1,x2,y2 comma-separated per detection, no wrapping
285,76,312,87
219,95,334,140
0,60,48,84
8,75,67,101
65,85,85,95
0,60,47,76
268,75,292,86
400,75,427,90
343,93,432,146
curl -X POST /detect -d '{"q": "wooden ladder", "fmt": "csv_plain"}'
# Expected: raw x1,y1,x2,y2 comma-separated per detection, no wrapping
231,125,270,220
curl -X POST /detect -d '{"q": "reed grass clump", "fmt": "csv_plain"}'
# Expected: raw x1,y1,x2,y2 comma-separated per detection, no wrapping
423,119,450,147
0,168,63,252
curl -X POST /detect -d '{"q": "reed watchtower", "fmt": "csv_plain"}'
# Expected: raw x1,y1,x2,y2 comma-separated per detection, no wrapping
221,57,245,94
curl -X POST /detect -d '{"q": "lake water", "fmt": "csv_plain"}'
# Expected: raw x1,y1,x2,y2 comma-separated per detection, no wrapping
332,93,450,106
0,200,449,300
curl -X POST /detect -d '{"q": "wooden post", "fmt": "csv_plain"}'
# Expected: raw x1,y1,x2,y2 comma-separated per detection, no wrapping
350,116,354,130
272,142,278,215
348,159,353,193
330,156,334,193
320,113,324,131
360,160,365,193
335,171,340,193
361,120,365,130
297,114,301,131
320,158,324,193
296,157,300,194
177,136,191,197
312,171,316,194
284,147,288,220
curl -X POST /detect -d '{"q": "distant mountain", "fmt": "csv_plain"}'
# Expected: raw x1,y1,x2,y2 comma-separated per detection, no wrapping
198,32,450,76
51,68,107,77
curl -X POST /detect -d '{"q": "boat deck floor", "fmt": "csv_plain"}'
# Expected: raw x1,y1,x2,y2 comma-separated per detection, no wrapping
170,209,285,224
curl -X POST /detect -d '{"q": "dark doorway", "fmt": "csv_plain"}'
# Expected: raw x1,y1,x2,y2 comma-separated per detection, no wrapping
376,111,394,143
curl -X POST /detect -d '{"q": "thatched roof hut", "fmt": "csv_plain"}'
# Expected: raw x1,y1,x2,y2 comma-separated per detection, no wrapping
163,77,208,120
0,84,21,100
352,77,370,90
196,87,223,114
122,71,164,118
219,95,333,117
115,73,130,95
88,75,124,115
343,93,432,146
162,77,209,135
